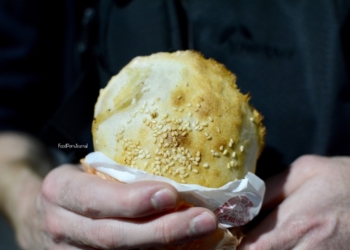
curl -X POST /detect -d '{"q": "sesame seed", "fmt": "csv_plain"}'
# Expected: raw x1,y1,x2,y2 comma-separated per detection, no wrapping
220,146,224,151
214,152,219,157
196,103,201,108
178,108,184,112
192,169,199,173
209,116,213,122
227,163,231,169
196,157,200,162
207,136,212,140
240,145,244,152
232,151,236,158
216,127,221,133
223,150,228,155
187,103,192,107
230,161,234,167
193,161,199,165
203,163,209,168
177,95,182,99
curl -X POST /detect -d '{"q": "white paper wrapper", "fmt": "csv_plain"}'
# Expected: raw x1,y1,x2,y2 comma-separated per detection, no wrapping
85,152,265,228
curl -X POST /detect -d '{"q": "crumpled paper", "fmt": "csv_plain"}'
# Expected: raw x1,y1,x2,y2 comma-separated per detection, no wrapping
84,152,265,249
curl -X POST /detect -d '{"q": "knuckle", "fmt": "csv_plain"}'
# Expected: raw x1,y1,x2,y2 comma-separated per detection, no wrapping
41,165,74,200
44,213,64,243
153,219,176,244
41,170,60,201
77,187,101,217
293,154,320,167
291,154,324,175
94,223,124,249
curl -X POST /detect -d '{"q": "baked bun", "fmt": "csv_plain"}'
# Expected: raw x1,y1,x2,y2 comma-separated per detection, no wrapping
92,51,265,188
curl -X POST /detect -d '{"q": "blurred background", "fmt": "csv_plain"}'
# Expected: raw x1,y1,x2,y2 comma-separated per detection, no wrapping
0,217,20,250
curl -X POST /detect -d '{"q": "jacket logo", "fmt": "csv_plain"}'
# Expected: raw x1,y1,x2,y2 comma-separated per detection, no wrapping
221,25,295,60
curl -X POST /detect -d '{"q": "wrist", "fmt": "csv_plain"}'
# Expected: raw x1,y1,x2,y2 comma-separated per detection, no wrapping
0,132,51,229
0,161,42,227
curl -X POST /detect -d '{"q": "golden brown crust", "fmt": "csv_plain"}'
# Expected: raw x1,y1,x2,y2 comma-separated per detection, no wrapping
92,51,265,188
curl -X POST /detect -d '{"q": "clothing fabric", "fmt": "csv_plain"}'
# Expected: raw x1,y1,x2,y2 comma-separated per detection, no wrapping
1,0,350,179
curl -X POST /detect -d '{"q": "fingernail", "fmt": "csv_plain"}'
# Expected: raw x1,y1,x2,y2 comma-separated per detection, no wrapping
188,212,217,236
151,189,177,211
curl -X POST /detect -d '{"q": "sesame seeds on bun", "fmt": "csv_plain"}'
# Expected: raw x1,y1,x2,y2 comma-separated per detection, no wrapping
92,51,265,188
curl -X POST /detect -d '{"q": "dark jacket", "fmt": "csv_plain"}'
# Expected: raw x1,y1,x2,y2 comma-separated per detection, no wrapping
1,0,350,179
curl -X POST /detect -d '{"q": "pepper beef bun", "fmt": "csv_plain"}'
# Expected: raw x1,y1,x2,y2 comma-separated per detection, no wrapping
92,51,265,188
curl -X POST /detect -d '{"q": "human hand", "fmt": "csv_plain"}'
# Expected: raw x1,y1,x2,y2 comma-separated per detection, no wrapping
238,155,350,250
16,164,217,249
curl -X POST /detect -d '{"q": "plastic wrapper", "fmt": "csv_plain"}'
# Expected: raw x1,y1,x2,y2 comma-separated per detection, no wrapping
83,152,265,250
